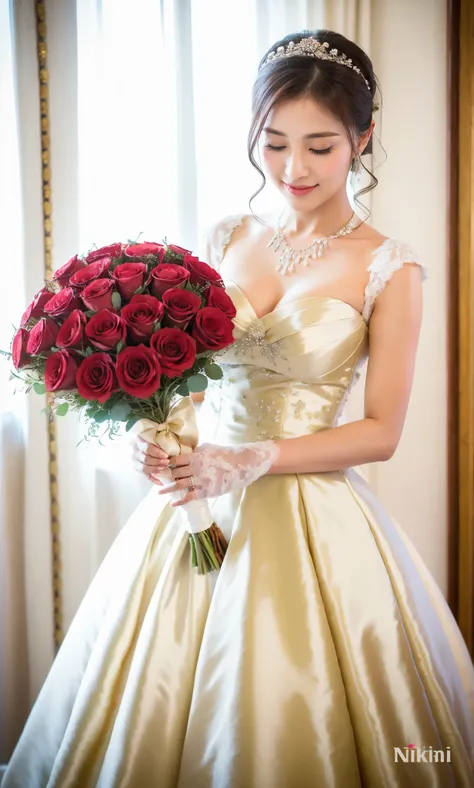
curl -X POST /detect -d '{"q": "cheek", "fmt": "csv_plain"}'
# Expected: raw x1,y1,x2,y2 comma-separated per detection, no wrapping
320,149,352,180
261,148,279,174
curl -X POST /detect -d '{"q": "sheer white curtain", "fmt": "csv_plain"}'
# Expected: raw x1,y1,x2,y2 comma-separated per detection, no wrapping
0,1,28,765
1,0,369,766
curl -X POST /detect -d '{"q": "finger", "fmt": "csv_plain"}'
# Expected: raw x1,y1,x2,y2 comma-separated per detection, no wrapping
132,461,162,478
168,454,191,468
136,451,169,469
171,490,198,507
158,477,192,495
170,466,193,481
135,438,169,460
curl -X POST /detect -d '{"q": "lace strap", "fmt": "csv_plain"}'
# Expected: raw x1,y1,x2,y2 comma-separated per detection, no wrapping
200,214,246,272
362,238,427,323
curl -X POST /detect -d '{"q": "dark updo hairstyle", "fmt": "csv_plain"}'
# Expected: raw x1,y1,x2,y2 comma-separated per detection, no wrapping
248,29,381,216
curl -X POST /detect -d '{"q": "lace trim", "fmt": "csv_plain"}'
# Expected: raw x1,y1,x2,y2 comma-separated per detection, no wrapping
206,213,245,271
362,238,427,323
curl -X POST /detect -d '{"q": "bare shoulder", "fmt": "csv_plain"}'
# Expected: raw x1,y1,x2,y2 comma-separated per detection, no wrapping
350,220,388,259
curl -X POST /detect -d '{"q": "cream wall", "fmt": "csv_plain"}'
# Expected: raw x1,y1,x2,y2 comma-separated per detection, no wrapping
369,0,449,595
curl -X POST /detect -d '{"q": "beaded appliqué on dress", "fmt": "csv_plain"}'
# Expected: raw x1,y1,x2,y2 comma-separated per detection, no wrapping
231,318,286,362
362,238,427,323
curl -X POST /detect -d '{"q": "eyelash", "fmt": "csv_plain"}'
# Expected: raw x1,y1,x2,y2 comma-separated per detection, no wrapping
264,144,333,156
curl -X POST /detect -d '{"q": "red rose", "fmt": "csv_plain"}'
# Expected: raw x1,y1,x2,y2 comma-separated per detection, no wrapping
45,350,78,392
150,328,196,378
124,242,165,260
192,307,235,352
21,288,54,326
85,309,126,350
111,263,147,300
26,318,60,355
121,295,164,343
166,243,191,257
81,278,115,311
85,243,122,262
148,264,190,298
56,310,86,349
43,287,81,317
205,284,237,319
69,258,111,289
12,328,30,369
162,288,201,329
116,345,161,398
53,255,87,287
183,254,223,287
76,353,118,403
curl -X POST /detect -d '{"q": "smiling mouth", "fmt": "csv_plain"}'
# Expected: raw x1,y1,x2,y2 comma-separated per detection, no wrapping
284,183,318,193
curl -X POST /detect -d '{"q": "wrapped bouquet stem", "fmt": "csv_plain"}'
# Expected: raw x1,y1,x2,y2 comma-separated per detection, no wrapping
133,397,228,573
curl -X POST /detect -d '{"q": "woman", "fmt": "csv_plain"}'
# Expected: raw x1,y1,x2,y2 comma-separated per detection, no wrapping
4,29,474,788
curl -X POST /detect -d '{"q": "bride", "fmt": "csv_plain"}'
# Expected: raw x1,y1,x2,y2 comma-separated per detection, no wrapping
4,29,474,788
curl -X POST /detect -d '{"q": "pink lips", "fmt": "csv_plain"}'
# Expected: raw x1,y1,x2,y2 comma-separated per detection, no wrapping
284,183,317,196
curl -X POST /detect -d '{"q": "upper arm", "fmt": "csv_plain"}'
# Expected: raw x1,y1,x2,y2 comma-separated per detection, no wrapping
363,262,424,455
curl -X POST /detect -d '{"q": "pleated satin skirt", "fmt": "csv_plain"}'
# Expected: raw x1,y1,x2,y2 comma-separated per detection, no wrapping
3,468,474,787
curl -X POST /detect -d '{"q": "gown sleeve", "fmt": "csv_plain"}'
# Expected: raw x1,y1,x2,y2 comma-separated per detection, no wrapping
198,214,246,272
362,239,428,323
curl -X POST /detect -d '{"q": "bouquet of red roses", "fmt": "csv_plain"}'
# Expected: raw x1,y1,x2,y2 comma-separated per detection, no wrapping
7,239,237,573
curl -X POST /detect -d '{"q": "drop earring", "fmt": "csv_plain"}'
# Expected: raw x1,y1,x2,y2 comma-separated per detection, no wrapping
352,155,362,174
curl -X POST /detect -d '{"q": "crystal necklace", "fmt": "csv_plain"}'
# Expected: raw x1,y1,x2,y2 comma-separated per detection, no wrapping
268,211,359,275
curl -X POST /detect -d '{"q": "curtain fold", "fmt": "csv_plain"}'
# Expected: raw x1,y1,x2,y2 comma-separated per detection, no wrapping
0,0,54,764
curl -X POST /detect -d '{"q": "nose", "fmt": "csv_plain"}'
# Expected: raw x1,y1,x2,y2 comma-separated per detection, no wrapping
284,148,311,182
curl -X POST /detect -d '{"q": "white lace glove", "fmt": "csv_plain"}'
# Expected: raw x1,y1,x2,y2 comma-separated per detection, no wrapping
157,440,280,505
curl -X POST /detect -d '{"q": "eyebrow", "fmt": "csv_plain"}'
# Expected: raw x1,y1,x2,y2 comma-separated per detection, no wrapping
263,126,340,139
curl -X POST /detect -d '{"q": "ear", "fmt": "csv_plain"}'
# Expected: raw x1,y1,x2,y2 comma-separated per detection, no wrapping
358,120,375,155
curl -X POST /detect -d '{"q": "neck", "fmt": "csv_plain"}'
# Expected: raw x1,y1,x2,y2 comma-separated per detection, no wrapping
280,193,355,239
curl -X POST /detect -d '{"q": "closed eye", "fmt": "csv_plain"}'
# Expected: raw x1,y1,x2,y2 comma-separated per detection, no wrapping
264,144,333,156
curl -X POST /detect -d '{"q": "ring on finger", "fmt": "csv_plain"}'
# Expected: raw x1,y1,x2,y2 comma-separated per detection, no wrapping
187,476,196,493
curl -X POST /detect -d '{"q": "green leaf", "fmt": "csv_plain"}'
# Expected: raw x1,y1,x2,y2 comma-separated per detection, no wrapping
116,340,124,353
34,382,46,395
85,347,94,357
110,400,132,421
176,381,189,397
55,402,69,416
125,414,142,432
205,363,223,380
153,320,162,332
94,409,110,423
133,286,145,296
111,292,122,309
186,374,208,393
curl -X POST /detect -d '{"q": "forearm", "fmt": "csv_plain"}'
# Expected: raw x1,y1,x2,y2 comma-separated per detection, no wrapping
270,417,397,474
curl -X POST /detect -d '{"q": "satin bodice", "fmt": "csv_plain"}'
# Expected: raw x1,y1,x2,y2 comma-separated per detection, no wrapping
200,216,426,447
202,278,368,445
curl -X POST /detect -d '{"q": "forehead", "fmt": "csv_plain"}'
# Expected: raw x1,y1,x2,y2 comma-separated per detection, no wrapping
265,97,343,134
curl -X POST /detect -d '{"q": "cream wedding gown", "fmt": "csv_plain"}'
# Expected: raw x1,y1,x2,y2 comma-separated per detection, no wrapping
4,216,474,788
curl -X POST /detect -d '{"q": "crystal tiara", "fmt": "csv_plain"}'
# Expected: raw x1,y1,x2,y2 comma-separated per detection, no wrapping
261,37,372,93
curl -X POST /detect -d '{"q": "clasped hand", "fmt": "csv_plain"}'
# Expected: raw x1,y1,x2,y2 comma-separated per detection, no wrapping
131,437,280,505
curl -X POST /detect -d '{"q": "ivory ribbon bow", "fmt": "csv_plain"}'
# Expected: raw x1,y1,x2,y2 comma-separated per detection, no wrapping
132,397,213,534
133,396,198,458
